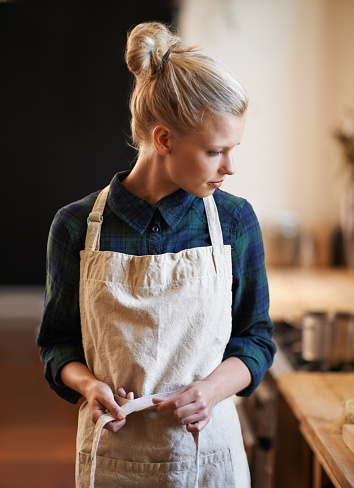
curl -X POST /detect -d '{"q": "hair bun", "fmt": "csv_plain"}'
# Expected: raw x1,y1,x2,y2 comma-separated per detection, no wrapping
126,22,248,147
125,22,180,78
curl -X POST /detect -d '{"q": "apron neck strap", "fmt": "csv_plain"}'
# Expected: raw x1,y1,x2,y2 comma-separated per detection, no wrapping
203,195,224,247
85,185,110,251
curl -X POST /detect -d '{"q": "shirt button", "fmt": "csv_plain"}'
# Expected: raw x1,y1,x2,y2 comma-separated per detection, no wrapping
152,225,160,233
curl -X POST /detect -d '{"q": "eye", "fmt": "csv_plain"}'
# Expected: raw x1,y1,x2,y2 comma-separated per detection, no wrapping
208,150,224,156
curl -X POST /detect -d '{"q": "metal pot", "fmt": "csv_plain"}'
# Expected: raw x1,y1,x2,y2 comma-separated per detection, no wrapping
301,311,354,364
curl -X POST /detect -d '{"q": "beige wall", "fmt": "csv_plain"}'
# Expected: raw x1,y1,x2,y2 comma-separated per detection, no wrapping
178,0,354,233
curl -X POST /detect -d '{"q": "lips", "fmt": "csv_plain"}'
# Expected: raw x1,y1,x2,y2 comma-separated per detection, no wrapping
208,180,224,189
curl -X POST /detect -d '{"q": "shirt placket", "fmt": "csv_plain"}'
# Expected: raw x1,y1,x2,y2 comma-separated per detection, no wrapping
148,218,162,255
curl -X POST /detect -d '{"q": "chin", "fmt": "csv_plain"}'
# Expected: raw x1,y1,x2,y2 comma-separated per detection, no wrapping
190,188,216,198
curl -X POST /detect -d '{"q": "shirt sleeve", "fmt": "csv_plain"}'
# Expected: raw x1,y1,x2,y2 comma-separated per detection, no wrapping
36,210,86,404
223,200,276,397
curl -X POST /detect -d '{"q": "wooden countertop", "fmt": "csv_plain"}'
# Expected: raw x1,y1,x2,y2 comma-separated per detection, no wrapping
277,372,354,488
267,267,354,323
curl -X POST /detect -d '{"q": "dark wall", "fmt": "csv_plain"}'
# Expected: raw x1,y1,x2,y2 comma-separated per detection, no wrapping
0,1,174,285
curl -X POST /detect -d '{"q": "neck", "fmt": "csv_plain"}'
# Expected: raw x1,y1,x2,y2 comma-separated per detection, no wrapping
122,150,178,204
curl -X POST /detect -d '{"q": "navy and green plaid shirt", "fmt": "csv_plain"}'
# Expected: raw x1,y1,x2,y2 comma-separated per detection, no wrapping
37,170,276,404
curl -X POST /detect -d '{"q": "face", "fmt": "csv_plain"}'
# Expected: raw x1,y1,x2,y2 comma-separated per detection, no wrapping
159,113,246,198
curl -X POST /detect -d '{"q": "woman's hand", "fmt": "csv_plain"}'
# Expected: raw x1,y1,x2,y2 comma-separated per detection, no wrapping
152,380,217,433
84,380,129,433
152,358,252,433
61,362,136,433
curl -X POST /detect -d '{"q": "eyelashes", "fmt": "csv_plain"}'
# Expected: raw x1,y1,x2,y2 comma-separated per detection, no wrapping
208,143,240,157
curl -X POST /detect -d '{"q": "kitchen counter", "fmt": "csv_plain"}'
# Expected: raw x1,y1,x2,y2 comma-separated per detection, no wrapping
277,372,354,488
267,267,354,323
253,268,354,487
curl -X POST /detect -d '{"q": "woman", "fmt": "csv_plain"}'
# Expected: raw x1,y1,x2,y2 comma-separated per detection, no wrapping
37,21,276,487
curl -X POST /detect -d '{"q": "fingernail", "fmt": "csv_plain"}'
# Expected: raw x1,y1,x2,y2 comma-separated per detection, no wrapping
120,388,126,395
117,412,125,420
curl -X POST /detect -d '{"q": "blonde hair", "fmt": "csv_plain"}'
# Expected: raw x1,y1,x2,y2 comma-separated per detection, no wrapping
125,22,248,147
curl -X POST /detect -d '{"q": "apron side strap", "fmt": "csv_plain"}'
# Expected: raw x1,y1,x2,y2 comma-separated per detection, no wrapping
114,392,165,414
203,195,224,247
193,432,200,488
89,413,116,488
84,185,110,251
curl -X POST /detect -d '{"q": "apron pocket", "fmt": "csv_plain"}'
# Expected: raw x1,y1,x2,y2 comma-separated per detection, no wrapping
78,448,235,488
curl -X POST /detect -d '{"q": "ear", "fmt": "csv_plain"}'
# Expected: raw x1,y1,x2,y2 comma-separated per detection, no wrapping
152,125,172,156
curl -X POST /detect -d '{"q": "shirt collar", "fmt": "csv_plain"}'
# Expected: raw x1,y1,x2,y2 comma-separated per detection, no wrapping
107,171,202,235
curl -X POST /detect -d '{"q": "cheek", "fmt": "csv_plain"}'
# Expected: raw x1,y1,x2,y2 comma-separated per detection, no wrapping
170,150,209,181
186,163,205,180
195,160,213,178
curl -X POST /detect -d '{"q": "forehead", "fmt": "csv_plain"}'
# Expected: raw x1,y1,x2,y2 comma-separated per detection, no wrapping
196,113,246,146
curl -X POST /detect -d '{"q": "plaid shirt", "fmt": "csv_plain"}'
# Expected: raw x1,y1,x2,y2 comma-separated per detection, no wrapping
37,171,276,404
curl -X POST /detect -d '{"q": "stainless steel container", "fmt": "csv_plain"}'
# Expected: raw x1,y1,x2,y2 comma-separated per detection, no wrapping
301,312,354,363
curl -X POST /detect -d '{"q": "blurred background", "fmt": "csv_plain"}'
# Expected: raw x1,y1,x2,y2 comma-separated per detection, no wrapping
1,0,354,487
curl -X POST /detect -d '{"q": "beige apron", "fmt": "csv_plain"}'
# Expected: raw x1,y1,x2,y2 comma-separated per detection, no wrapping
76,185,250,487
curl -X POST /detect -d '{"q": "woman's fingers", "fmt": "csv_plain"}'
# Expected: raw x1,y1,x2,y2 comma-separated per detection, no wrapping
103,389,133,431
117,388,134,400
153,387,189,410
104,417,127,433
186,419,209,433
154,382,215,432
92,398,125,423
155,386,204,413
117,388,127,398
87,382,126,423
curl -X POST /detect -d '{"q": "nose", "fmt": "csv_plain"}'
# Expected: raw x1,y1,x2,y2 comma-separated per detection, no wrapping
220,153,235,176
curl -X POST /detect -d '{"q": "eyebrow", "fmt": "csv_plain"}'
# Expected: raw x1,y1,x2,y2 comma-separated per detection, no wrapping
208,142,241,148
